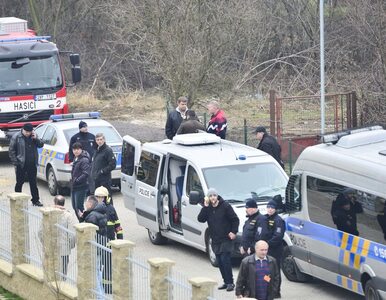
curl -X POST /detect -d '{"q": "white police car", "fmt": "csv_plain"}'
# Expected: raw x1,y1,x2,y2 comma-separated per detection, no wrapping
34,112,122,195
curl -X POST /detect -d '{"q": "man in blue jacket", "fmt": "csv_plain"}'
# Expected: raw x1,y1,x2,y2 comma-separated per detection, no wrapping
198,188,239,292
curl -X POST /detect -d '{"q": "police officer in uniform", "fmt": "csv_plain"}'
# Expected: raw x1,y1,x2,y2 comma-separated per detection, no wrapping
257,199,285,298
239,199,267,256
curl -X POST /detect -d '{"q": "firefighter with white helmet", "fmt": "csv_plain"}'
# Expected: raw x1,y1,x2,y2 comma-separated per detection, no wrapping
94,186,123,240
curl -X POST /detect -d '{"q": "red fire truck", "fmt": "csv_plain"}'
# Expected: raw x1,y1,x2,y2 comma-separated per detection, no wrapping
0,17,81,151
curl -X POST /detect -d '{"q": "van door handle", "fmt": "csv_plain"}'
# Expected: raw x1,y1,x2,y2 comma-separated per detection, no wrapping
182,200,187,206
151,191,156,197
122,178,126,182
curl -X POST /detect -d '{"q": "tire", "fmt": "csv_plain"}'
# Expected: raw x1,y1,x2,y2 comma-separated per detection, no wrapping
365,279,381,300
281,245,312,282
147,229,168,245
47,167,59,196
206,235,219,267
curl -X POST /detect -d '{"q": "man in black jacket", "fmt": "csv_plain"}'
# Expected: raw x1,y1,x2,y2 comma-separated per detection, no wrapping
165,96,188,139
9,123,44,206
240,199,267,256
254,126,284,169
90,133,116,196
68,121,97,162
198,188,240,292
71,142,91,220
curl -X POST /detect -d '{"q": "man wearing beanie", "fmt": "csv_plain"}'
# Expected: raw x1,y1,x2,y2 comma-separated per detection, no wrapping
197,187,239,292
256,198,285,298
9,123,44,206
240,199,267,256
68,120,97,162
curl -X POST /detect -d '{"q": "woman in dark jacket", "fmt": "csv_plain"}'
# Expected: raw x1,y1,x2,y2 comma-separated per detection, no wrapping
71,142,91,220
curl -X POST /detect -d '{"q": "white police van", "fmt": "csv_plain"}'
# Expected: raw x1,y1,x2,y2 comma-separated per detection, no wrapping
121,132,288,265
283,126,386,300
34,112,122,195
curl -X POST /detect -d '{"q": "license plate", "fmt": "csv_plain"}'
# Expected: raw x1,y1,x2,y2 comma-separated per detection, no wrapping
34,94,56,101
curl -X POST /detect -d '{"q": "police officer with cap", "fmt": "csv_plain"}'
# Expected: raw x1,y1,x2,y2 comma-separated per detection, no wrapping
68,120,97,162
240,199,267,256
260,199,286,298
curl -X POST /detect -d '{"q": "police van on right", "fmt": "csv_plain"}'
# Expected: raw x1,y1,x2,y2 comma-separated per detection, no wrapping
282,126,386,300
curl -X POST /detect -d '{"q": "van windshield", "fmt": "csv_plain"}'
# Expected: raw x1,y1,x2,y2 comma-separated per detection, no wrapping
203,163,287,202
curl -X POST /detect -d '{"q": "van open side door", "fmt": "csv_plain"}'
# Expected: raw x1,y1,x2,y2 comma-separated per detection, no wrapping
121,135,141,211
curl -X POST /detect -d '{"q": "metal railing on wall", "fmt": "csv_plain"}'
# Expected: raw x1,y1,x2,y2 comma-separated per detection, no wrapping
22,206,43,268
0,199,12,263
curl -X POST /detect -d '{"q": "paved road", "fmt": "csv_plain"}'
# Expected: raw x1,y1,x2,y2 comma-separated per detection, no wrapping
0,152,364,300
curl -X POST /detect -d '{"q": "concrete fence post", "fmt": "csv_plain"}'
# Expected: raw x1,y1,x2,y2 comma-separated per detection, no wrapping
110,239,136,300
148,257,175,300
8,192,30,267
40,207,62,283
189,277,217,300
74,223,98,299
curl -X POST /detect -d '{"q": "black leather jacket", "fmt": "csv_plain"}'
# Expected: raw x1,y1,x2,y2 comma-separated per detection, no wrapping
9,129,44,168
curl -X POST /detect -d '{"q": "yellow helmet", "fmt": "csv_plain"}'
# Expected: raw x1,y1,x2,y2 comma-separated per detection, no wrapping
94,186,109,197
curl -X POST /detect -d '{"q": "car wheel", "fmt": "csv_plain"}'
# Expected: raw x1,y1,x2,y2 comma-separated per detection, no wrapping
206,235,219,267
365,279,381,300
47,167,58,196
147,229,168,245
281,245,312,282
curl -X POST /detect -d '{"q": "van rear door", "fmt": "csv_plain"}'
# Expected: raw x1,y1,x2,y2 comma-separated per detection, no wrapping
135,149,163,232
121,135,141,211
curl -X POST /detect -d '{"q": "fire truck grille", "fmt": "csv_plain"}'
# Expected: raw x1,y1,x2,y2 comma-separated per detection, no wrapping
0,109,55,124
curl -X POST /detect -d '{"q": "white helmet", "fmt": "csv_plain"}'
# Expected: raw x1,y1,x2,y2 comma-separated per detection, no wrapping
94,186,109,197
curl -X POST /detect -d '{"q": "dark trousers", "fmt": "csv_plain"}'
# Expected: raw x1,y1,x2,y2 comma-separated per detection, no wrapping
15,164,39,203
216,251,233,284
71,189,87,220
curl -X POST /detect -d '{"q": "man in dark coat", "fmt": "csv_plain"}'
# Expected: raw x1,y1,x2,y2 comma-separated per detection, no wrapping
240,199,267,256
236,240,280,300
254,126,284,169
71,142,91,220
68,120,97,162
176,110,206,135
90,133,116,196
165,96,188,139
198,188,239,292
9,123,44,206
331,188,363,236
79,196,108,237
256,199,286,298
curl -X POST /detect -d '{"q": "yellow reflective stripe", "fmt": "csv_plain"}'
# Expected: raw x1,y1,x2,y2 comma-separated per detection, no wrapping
351,236,359,253
51,151,57,158
116,219,121,223
342,276,348,288
107,221,114,225
343,251,350,266
362,240,370,257
353,254,361,269
352,281,358,293
341,233,349,249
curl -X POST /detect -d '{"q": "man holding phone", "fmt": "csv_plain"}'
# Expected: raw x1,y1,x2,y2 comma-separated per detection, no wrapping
9,123,44,206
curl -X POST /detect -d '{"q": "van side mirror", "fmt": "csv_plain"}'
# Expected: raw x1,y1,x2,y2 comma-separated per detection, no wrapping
70,53,80,66
284,175,302,213
189,191,201,205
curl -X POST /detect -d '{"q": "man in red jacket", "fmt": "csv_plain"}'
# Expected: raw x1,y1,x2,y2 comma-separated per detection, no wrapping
206,100,227,139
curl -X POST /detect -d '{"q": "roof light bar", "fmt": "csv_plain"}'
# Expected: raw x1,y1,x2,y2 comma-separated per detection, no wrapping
50,112,100,121
321,125,383,144
0,36,51,43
